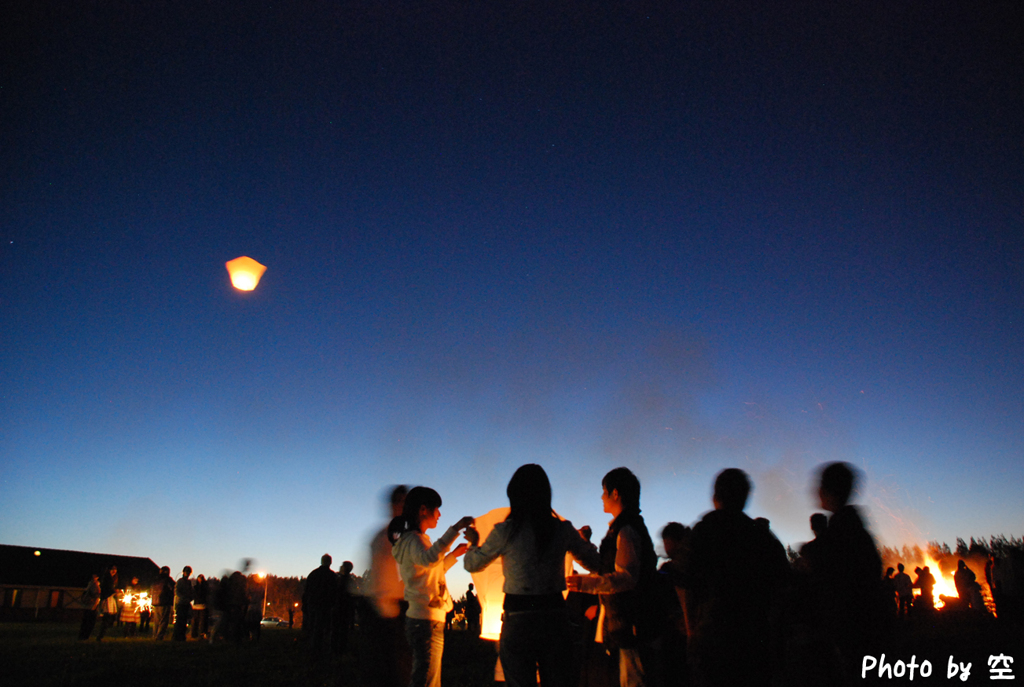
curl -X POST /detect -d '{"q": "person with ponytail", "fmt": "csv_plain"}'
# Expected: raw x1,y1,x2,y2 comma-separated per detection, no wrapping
566,467,659,687
389,486,474,687
463,464,601,687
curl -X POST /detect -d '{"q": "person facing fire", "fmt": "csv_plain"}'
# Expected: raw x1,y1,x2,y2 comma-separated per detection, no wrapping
465,463,601,687
678,468,789,687
812,462,887,671
913,566,936,610
893,563,913,618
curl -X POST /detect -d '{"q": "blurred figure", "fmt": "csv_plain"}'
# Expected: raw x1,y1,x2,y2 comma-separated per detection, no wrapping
390,486,473,687
303,553,338,656
812,462,887,674
95,564,120,641
363,485,412,687
659,522,691,687
78,574,102,640
191,574,209,639
173,566,194,641
465,463,601,687
333,561,355,656
679,468,789,687
121,578,141,637
882,567,897,618
151,566,175,640
796,513,829,573
893,564,913,618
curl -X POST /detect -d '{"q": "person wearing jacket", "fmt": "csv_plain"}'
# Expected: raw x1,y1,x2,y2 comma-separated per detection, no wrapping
464,464,602,687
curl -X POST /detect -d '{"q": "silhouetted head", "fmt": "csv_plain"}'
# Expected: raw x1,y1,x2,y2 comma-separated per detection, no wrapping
661,522,691,560
957,559,967,570
182,566,192,577
817,462,858,512
602,467,641,512
341,561,353,574
321,553,332,567
810,512,828,536
712,468,751,511
507,464,553,520
898,563,905,573
160,566,170,576
886,567,895,577
388,485,409,518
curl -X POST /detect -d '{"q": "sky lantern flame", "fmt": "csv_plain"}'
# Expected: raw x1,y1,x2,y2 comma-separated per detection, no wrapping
225,256,267,291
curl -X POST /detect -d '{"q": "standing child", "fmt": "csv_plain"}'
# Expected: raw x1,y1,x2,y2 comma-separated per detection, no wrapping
389,487,473,687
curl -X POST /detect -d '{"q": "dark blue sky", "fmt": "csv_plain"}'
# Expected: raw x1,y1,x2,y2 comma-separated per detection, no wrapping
2,1,1021,580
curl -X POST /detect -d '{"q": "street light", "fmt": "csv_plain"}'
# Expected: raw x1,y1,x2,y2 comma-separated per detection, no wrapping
256,572,269,618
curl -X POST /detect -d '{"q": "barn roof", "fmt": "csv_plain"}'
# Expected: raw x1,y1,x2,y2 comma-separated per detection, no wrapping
0,544,160,588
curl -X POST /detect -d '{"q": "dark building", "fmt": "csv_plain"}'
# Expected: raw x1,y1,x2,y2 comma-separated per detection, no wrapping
0,544,160,621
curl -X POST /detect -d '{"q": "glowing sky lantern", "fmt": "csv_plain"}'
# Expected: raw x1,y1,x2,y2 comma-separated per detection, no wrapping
225,256,267,291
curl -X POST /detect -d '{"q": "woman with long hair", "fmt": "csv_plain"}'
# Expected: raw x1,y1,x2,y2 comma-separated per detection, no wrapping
464,464,601,687
389,486,473,687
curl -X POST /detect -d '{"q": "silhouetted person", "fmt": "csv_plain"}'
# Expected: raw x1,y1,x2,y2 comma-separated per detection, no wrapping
466,463,601,687
173,566,194,641
680,468,789,687
121,576,143,637
954,559,975,606
151,566,175,640
96,564,120,641
882,567,897,617
463,583,481,637
78,574,101,640
797,513,829,573
192,574,209,638
893,564,913,618
913,566,935,611
303,553,338,656
659,522,690,687
811,462,886,674
333,561,355,656
363,485,412,687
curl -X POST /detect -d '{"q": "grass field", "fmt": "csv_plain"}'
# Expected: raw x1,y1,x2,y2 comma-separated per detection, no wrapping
1,614,1021,686
0,623,498,687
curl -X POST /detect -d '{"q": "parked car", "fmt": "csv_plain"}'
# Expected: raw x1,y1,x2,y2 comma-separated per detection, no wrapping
260,616,288,627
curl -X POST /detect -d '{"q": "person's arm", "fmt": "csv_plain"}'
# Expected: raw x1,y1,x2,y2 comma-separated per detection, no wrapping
568,526,641,594
566,523,602,573
463,521,511,573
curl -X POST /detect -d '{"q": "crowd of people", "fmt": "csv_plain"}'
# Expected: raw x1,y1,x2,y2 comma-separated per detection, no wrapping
73,462,1019,687
364,462,1016,687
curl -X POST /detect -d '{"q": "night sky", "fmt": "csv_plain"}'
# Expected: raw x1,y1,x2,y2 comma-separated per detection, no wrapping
2,1,1021,586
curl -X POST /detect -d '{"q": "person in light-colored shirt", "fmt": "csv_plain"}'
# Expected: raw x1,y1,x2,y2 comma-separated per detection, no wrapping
390,486,473,687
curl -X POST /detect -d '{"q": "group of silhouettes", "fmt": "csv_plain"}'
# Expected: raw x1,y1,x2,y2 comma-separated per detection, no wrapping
344,461,924,687
77,560,262,644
